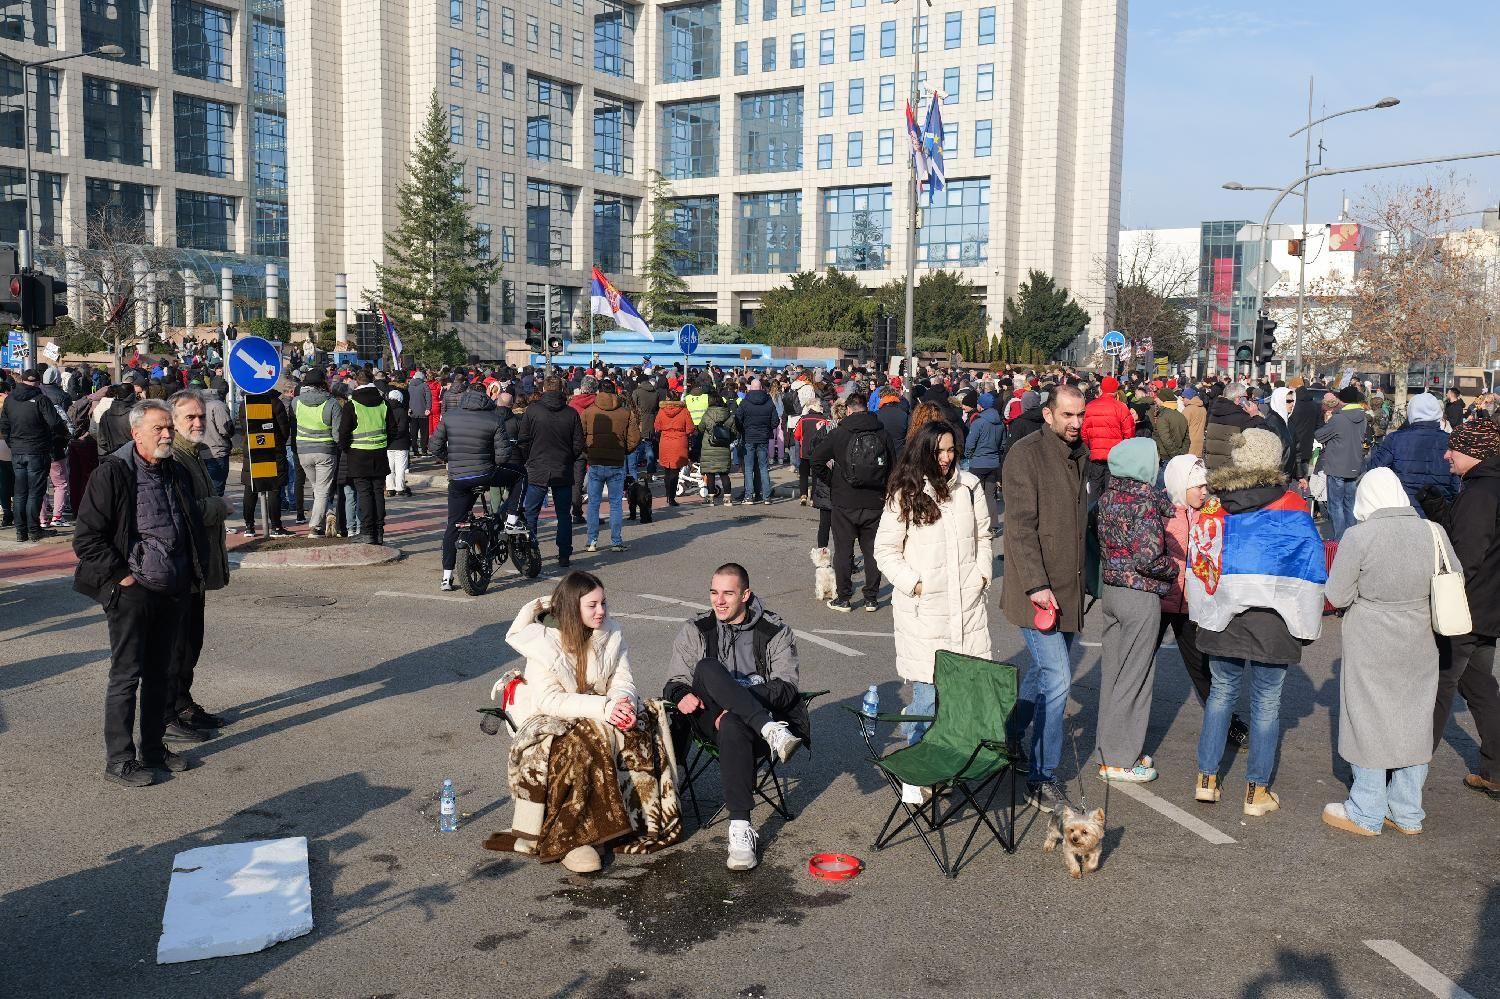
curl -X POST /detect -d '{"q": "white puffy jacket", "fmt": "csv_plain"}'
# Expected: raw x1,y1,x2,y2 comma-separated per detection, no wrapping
873,470,994,683
503,597,636,727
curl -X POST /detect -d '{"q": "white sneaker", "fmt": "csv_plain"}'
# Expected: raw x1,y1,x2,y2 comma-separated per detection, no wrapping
760,720,802,763
727,821,759,871
585,541,599,553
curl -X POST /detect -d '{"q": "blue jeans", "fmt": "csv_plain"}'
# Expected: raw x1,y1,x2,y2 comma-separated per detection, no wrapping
1008,628,1074,783
1197,657,1288,786
523,481,573,558
741,442,771,500
1326,474,1358,540
903,680,936,747
586,464,626,546
1345,763,1428,832
625,439,654,479
203,454,230,496
12,451,49,535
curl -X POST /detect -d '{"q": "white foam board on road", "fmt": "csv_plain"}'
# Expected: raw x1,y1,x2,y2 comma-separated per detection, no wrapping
157,836,313,964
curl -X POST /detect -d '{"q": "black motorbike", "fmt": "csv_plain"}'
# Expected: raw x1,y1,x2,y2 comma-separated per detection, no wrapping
454,484,541,594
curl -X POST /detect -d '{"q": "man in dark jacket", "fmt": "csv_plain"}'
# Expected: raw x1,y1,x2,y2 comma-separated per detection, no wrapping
432,384,518,591
383,377,412,497
0,368,67,541
336,373,400,545
1007,390,1046,444
734,379,778,504
874,388,910,458
811,390,890,611
1314,386,1369,540
73,399,208,787
963,400,1005,529
1288,379,1327,478
406,371,432,456
1368,392,1459,511
1202,383,1265,472
519,375,586,567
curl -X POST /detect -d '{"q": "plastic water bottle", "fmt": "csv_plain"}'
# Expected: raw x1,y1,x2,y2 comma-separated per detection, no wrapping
861,685,880,719
438,779,458,832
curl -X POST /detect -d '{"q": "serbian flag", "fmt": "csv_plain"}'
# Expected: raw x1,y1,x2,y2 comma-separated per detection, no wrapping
379,307,403,366
905,101,930,185
1186,491,1328,641
590,267,650,336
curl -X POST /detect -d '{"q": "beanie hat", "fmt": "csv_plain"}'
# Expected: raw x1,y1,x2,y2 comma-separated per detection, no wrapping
302,368,327,387
1406,393,1442,424
1181,387,1198,400
1448,420,1500,463
1337,385,1364,405
1100,376,1120,394
1230,427,1285,472
1158,388,1177,403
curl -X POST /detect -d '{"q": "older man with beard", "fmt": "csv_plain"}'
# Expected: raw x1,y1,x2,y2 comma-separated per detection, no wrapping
73,400,208,787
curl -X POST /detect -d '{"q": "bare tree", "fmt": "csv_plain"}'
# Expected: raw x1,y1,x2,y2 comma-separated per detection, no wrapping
62,213,184,380
1098,231,1200,365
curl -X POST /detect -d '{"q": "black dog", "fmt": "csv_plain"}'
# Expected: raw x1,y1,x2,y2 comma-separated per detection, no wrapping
627,476,654,524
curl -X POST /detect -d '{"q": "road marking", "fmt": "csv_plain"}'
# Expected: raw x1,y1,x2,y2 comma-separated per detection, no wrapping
372,590,472,604
797,631,863,657
1363,940,1476,999
612,612,689,623
640,593,711,611
1080,641,1102,648
1110,782,1237,845
814,629,893,638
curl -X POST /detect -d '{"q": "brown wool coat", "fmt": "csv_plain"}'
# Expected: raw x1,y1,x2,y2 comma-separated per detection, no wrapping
1000,424,1089,632
1183,395,1207,457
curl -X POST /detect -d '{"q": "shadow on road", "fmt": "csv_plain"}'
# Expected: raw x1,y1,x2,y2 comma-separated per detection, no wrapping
1239,949,1351,998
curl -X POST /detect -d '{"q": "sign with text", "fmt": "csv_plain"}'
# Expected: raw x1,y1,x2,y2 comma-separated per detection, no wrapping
243,393,282,493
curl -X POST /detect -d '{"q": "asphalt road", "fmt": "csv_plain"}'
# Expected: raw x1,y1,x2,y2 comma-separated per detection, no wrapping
1,458,1496,999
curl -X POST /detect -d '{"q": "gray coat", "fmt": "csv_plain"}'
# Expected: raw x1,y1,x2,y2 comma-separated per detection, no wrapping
1325,506,1458,768
1314,406,1368,480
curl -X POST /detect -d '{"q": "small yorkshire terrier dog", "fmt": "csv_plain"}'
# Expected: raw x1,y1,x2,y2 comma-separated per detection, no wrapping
1043,805,1106,879
811,547,836,601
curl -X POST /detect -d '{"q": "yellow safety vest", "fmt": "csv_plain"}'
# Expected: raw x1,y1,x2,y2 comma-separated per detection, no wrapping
350,400,388,450
295,398,334,452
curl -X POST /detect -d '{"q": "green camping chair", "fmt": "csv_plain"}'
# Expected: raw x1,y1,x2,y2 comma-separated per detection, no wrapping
846,652,1018,878
677,690,829,828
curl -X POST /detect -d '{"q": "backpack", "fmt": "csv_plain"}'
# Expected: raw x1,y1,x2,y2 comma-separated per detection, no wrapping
783,389,802,419
843,427,890,489
695,614,780,680
709,413,737,448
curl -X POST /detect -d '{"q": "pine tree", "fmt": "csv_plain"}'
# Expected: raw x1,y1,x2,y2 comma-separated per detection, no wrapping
636,170,689,327
1001,269,1092,360
371,92,499,365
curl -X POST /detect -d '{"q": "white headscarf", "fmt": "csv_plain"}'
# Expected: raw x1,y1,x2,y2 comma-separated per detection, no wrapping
1353,467,1410,522
1162,454,1207,507
1270,386,1291,422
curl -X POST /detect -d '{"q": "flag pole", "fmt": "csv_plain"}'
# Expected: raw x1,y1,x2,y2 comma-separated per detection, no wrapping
903,0,926,375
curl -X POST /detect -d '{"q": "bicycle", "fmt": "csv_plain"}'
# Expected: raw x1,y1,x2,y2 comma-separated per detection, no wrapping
454,481,542,595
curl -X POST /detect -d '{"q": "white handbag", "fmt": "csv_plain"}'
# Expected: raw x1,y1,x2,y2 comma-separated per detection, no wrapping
1429,521,1472,637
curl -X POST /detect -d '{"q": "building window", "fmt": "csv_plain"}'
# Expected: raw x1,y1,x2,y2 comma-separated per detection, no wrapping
526,74,575,162
737,191,800,273
449,104,464,144
572,28,585,65
822,184,889,269
501,6,515,44
252,15,285,96
550,22,563,57
451,0,463,26
476,54,490,93
526,15,539,51
475,283,491,323
733,40,748,76
669,195,717,275
911,14,927,53
501,172,515,208
526,179,577,266
849,24,865,61
876,127,893,164
735,0,748,23
848,77,864,114
501,116,516,154
846,130,862,167
83,77,153,166
761,36,776,71
85,178,156,242
526,283,578,334
739,89,802,175
593,192,637,272
253,110,287,193
475,110,491,149
253,198,287,257
977,62,993,101
879,20,894,57
594,0,637,79
501,228,515,263
0,168,61,244
942,119,957,154
477,0,490,35
974,118,991,156
83,0,151,66
791,0,803,14
817,81,833,117
449,48,464,87
176,190,237,251
819,0,833,10
818,28,834,64
174,94,235,178
878,73,895,110
593,95,636,175
943,66,959,103
790,33,804,68
919,177,988,267
501,278,516,320
2,0,57,47
475,166,491,204
502,62,516,100
816,133,831,169
660,1,720,83
0,61,58,153
944,10,960,48
978,5,994,44
172,0,234,83
763,0,776,19
659,98,719,178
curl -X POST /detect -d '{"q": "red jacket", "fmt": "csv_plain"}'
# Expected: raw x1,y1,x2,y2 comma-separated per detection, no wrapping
1080,394,1135,461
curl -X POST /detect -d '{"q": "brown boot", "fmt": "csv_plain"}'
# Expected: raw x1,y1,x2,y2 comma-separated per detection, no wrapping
1194,772,1220,803
1243,782,1280,817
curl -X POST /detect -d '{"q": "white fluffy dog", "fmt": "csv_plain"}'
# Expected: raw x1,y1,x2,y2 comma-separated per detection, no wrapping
811,547,837,601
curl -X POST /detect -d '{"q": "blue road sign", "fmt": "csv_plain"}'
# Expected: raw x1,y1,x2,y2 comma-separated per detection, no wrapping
227,335,283,394
1,329,23,370
1102,329,1126,356
678,323,699,356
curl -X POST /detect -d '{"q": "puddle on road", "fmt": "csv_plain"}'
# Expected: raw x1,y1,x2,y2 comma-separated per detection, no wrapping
546,849,848,955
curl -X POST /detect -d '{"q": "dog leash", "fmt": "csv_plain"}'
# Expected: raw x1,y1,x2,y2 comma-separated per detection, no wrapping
1065,724,1109,837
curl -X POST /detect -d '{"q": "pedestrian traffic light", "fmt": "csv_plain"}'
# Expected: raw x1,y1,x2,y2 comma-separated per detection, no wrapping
1287,239,1304,257
547,335,564,354
524,320,542,351
1255,316,1279,365
1235,343,1253,364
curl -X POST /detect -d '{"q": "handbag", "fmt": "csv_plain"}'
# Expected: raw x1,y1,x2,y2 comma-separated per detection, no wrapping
1428,521,1472,637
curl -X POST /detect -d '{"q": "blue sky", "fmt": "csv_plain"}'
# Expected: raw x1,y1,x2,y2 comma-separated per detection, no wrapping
1122,3,1500,230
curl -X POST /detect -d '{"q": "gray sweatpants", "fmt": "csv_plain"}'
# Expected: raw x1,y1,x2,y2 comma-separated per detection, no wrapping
1095,583,1162,769
298,452,336,533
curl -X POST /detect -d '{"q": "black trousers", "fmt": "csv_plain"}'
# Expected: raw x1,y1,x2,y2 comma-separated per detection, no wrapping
571,457,587,514
1435,634,1500,777
104,585,186,765
832,506,882,602
972,465,1000,529
441,468,520,570
164,591,207,720
242,483,284,530
352,476,386,543
798,459,811,497
411,418,429,455
686,658,798,821
816,508,831,549
1087,459,1111,504
1157,611,1209,703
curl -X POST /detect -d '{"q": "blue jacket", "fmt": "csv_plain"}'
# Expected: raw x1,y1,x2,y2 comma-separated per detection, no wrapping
1367,420,1461,511
733,389,778,446
963,406,1005,470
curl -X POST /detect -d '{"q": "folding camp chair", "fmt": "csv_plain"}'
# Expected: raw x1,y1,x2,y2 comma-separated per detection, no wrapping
677,690,829,828
847,651,1018,878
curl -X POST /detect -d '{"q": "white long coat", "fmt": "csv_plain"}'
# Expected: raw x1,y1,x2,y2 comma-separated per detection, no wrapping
873,470,994,683
503,597,637,728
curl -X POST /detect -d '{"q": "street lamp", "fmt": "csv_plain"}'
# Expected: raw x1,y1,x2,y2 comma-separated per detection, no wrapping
1222,182,1305,196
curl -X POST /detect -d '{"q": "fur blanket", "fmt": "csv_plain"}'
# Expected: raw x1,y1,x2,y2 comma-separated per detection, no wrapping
490,698,682,861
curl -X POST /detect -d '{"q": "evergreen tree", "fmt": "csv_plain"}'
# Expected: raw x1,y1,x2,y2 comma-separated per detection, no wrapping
371,92,498,365
637,170,690,327
874,269,987,342
1001,269,1091,360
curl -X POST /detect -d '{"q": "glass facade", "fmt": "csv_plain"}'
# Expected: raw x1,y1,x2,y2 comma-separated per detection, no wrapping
0,61,58,153
593,192,636,273
172,0,235,83
174,94,235,178
738,90,802,175
659,98,718,178
594,0,636,79
84,77,153,166
86,178,156,242
660,1,720,83
254,199,287,257
252,16,285,96
250,3,288,259
919,177,988,266
822,184,890,270
526,180,577,266
1198,220,1262,371
0,167,62,244
593,95,636,176
83,0,151,66
736,191,799,274
526,282,578,335
670,196,717,275
177,189,237,251
526,74,575,162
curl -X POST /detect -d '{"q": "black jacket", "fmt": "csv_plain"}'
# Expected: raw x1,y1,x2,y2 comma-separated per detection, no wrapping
734,389,778,446
336,384,398,478
1289,385,1326,475
383,384,411,449
875,399,911,458
1203,396,1264,471
431,389,513,481
73,443,208,604
0,383,66,458
810,410,892,511
1442,456,1500,639
1008,405,1045,444
98,396,136,456
1260,407,1297,478
518,389,585,486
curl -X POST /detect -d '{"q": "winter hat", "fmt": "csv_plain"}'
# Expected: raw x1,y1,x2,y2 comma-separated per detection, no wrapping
1406,393,1442,424
1158,388,1178,403
42,365,61,385
1106,437,1159,484
978,391,996,410
1337,385,1364,405
1230,427,1284,472
302,368,327,387
1163,455,1208,507
1100,376,1120,394
1181,387,1198,400
1449,420,1500,462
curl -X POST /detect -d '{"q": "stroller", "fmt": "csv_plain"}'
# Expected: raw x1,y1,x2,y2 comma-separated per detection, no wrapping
674,462,709,498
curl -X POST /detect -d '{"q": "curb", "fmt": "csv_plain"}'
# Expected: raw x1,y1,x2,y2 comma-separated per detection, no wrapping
234,543,403,569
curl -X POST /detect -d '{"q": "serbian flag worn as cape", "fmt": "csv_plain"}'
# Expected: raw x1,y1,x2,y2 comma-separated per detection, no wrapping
590,267,651,336
1185,491,1327,641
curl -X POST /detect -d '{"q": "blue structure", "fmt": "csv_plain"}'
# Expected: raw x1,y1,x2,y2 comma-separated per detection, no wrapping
532,330,836,371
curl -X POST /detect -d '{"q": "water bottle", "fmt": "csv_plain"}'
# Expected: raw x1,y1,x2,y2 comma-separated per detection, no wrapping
438,779,458,832
861,684,880,719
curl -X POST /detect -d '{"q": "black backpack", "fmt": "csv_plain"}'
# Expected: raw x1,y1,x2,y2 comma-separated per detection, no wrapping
709,414,737,448
783,389,802,419
843,427,890,489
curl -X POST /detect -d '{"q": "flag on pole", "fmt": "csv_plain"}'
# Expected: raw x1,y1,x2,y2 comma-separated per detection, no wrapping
590,267,651,336
904,101,930,184
921,97,947,204
379,307,403,367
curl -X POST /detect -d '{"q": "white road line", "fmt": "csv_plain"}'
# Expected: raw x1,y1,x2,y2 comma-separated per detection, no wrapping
372,590,472,604
1080,640,1102,648
1363,940,1476,999
640,593,711,611
814,629,894,638
797,631,864,657
612,612,689,623
1110,782,1237,845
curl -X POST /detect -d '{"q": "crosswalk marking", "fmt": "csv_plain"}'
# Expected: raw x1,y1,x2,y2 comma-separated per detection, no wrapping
1110,782,1237,845
1363,940,1476,999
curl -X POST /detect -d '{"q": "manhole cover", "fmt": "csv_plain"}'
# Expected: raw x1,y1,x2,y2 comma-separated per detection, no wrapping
257,595,338,608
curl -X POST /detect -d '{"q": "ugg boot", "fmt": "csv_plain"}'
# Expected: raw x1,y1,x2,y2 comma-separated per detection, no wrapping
1243,782,1280,817
562,846,601,873
1195,773,1220,803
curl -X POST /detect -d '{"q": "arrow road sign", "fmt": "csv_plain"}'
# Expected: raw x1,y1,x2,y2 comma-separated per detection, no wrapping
1102,330,1126,356
227,335,283,394
678,323,699,356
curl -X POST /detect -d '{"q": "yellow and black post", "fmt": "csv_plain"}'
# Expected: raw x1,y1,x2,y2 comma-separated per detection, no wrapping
243,392,281,541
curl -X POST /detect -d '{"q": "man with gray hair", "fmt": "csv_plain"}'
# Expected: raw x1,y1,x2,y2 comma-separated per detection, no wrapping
73,398,209,787
1202,381,1265,472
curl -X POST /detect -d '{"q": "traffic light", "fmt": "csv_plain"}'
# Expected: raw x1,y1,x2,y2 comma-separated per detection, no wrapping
1254,316,1279,365
547,335,564,354
0,273,21,324
37,272,66,326
524,320,542,351
1287,239,1304,257
1234,343,1253,364
17,274,44,329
